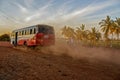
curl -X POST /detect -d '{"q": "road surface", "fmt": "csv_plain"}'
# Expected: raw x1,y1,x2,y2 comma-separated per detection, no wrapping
0,42,120,80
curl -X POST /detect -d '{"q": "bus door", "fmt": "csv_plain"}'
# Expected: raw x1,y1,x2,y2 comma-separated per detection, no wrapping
15,32,18,45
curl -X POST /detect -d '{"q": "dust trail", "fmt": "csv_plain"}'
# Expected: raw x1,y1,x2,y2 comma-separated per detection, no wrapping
40,39,120,65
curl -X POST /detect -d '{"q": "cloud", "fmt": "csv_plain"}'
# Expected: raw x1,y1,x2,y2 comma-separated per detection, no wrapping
1,0,119,28
42,0,118,26
12,2,28,14
38,0,75,22
24,0,34,7
61,0,116,21
56,0,74,16
24,0,53,22
25,12,45,22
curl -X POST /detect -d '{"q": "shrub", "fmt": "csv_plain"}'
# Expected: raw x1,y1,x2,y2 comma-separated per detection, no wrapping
0,34,10,41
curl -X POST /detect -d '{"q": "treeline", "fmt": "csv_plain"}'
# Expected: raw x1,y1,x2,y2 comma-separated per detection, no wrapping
61,16,120,47
0,34,10,41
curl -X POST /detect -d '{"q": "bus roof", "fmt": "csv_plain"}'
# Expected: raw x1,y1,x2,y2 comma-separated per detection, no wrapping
12,24,53,32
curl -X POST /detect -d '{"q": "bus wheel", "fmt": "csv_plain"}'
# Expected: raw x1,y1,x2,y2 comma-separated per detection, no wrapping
24,41,28,47
30,46,36,50
12,41,17,47
12,41,14,45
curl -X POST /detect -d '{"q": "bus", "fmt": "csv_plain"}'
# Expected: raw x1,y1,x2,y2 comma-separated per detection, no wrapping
10,24,55,46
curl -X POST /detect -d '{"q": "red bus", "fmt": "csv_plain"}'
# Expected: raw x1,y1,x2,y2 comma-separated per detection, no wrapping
10,24,55,46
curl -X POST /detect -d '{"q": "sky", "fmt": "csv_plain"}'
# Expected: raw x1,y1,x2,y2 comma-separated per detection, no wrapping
0,0,120,34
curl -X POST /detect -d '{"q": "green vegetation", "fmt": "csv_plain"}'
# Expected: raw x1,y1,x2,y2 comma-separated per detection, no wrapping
0,34,10,41
61,16,120,48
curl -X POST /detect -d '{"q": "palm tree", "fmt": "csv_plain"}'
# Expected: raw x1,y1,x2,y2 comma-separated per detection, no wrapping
114,18,120,40
87,27,101,46
75,24,85,41
75,27,82,41
61,26,75,39
110,20,118,41
75,24,90,45
80,24,85,30
96,31,101,41
61,26,68,38
67,27,76,39
99,16,113,40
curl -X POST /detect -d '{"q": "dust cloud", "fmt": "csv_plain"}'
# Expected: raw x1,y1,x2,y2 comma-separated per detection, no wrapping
39,39,120,65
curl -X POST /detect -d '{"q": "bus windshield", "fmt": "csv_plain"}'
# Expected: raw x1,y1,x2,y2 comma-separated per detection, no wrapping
38,26,54,34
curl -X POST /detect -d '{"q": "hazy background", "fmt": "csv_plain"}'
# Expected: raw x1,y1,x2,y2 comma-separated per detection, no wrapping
37,39,120,65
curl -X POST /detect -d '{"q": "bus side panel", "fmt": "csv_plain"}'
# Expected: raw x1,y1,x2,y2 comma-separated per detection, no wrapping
36,33,55,46
17,34,37,46
18,39,26,45
27,39,36,46
42,34,55,46
36,33,44,46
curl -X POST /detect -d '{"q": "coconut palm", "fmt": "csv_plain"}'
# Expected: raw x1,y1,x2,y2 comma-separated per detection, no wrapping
110,21,116,40
114,18,120,40
75,24,90,45
80,24,85,30
99,16,113,40
75,24,85,41
67,27,76,39
96,31,101,41
61,26,67,37
75,27,82,41
87,27,101,46
61,26,75,39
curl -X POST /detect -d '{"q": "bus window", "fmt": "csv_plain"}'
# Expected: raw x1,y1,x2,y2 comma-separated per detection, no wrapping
33,28,36,34
48,27,54,34
24,30,26,35
22,30,24,35
26,30,29,35
30,29,32,34
39,27,46,34
39,26,54,34
19,31,21,36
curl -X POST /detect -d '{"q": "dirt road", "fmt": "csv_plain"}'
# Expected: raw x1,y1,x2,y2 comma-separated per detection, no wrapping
0,42,120,80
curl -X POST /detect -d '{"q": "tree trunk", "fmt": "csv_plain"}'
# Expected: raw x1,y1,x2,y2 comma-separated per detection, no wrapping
111,33,114,47
117,34,119,40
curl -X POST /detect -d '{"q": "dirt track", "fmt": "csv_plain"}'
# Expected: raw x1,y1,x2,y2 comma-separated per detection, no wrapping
0,42,120,80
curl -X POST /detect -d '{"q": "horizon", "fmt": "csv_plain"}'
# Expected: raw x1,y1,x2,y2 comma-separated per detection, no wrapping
0,0,120,34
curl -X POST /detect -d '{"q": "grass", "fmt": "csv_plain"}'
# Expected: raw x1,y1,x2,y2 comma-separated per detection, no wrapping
94,40,120,49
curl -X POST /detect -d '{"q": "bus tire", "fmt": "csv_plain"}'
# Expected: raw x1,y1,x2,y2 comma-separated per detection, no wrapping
12,41,14,45
24,41,28,47
12,41,17,47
